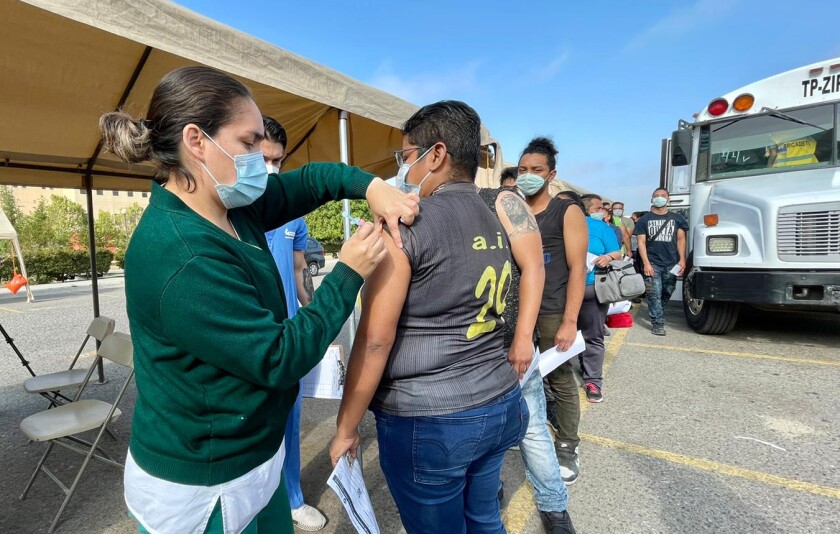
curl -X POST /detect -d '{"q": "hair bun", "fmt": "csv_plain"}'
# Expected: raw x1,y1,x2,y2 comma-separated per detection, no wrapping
525,136,558,157
99,111,152,163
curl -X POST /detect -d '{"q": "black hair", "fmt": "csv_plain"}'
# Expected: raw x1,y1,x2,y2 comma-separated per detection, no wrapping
520,136,558,171
580,193,602,215
100,66,252,190
653,187,669,196
557,190,586,215
500,166,518,186
262,115,288,149
402,100,481,182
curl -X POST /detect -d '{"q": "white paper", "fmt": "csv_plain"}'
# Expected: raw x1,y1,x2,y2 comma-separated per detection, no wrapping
586,252,599,272
538,331,586,377
518,346,541,386
670,264,682,276
608,300,632,315
300,345,346,399
327,454,380,534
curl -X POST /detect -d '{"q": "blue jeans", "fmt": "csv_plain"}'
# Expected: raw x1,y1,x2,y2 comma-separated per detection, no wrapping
282,390,304,509
374,387,528,534
645,264,677,327
518,370,569,512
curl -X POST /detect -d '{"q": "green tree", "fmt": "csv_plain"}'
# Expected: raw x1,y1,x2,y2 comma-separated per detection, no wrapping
0,186,23,228
304,200,373,246
18,198,51,250
45,195,87,248
95,211,123,251
16,195,88,251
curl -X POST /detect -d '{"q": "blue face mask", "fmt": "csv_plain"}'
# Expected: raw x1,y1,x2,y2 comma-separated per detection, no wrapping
515,172,547,197
589,211,605,221
200,130,268,209
394,147,434,195
652,196,668,208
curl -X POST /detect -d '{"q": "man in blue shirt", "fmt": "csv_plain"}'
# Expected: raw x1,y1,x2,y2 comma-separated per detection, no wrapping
261,116,324,531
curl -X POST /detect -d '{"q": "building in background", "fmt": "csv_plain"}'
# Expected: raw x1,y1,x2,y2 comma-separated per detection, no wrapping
9,185,149,215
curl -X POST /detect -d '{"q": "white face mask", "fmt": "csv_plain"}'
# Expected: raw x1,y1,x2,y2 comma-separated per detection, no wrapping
613,208,624,217
652,196,668,208
394,146,434,195
589,211,605,221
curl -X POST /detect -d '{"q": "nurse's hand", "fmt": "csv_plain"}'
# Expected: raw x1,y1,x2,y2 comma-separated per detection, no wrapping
329,429,361,467
366,178,420,249
340,220,387,279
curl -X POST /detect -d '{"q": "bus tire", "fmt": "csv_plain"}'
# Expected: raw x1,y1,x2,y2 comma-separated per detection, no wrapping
682,258,740,335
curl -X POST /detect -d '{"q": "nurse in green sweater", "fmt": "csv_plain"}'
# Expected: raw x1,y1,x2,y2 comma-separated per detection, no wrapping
99,66,419,534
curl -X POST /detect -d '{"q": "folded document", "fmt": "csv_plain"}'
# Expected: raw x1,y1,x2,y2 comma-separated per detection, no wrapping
518,331,586,386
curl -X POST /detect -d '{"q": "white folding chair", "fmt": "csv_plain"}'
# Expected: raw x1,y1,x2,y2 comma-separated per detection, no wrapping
23,315,116,406
19,331,134,534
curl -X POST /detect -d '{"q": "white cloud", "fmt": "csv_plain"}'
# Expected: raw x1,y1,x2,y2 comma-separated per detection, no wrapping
530,50,570,81
624,0,741,52
367,60,484,105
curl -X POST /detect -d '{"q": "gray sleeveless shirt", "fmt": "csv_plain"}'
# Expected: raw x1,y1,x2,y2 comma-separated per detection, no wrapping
371,183,519,417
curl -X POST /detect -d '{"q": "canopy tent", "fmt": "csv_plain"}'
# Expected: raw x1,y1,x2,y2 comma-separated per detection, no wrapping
1,0,504,335
1,0,501,189
0,210,34,302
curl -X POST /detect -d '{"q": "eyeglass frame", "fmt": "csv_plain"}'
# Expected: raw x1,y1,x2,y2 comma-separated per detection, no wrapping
394,146,429,167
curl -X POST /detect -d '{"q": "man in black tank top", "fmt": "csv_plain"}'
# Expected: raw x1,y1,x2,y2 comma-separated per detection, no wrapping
515,137,588,486
479,187,576,533
331,101,527,533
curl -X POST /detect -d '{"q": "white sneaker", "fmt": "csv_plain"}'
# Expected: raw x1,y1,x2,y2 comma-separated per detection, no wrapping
291,504,327,531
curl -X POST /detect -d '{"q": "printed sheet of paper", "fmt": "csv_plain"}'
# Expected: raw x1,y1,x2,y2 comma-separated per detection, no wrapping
586,252,599,272
538,331,585,377
519,346,541,386
327,454,380,534
608,300,632,316
300,345,346,399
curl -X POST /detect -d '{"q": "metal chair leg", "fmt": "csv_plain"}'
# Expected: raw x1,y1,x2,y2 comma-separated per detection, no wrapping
47,419,113,533
20,441,54,500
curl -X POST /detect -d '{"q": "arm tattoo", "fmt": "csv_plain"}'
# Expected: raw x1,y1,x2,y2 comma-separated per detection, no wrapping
302,267,314,303
500,194,539,238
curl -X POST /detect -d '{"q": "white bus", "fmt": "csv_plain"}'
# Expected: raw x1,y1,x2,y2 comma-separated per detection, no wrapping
661,57,840,334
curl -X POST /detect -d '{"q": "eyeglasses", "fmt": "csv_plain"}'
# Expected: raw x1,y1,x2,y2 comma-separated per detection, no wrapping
394,146,427,167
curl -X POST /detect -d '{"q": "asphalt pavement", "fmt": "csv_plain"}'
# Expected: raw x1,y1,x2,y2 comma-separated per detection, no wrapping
0,260,837,533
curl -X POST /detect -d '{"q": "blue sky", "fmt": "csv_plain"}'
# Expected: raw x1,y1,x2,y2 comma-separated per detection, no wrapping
175,0,840,210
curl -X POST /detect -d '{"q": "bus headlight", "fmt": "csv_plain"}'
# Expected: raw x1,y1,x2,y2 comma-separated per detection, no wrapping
707,236,738,255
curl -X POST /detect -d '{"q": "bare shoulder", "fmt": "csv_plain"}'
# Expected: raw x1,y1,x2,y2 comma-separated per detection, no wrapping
496,191,538,238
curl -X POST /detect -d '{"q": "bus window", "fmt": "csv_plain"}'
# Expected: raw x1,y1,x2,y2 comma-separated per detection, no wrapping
698,104,835,181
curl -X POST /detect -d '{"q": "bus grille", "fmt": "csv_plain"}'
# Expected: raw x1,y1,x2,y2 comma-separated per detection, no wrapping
777,203,840,262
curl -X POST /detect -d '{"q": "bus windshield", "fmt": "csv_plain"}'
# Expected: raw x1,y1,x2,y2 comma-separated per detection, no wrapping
697,104,836,181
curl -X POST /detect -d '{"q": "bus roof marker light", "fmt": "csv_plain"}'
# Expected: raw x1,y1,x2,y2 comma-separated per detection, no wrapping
708,98,729,117
704,214,719,227
809,67,824,76
830,63,840,71
732,93,754,112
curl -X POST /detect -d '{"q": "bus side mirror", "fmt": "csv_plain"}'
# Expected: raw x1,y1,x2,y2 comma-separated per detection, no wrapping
671,130,692,166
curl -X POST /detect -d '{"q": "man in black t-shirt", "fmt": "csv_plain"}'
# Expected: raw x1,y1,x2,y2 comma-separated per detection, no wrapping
633,188,688,336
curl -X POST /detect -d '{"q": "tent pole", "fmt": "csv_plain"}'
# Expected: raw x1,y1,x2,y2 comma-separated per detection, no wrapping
84,175,104,384
338,110,355,344
78,46,151,385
